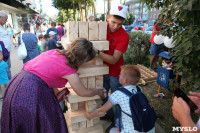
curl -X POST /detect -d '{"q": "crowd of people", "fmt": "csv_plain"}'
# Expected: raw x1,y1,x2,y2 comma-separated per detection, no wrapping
0,3,199,133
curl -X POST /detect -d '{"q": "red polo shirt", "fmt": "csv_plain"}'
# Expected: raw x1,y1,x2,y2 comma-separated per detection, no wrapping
104,23,129,77
150,24,161,44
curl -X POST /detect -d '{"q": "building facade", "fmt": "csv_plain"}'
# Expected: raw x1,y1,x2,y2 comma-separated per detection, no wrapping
0,0,41,31
126,0,161,26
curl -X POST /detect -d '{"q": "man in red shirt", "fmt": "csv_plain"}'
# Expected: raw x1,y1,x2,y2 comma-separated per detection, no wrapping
150,16,164,69
93,3,129,131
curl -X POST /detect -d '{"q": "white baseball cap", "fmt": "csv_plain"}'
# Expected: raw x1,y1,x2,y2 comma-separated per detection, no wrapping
110,4,128,19
87,13,94,19
49,31,56,36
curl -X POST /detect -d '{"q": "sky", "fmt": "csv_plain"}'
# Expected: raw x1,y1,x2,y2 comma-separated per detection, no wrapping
43,0,124,17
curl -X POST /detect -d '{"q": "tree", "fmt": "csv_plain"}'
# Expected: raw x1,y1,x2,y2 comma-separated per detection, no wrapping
107,0,111,14
123,12,135,25
141,0,200,90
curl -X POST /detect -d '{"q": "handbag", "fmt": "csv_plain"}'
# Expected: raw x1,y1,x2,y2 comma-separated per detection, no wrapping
18,30,27,60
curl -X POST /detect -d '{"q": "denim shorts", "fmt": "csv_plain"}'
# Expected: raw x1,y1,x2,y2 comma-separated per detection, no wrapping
150,43,163,55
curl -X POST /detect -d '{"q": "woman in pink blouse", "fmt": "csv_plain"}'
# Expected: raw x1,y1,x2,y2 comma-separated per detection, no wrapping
1,38,105,133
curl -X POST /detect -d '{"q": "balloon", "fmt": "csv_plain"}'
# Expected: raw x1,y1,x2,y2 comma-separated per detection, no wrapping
154,35,165,45
164,36,175,48
141,27,144,31
135,27,138,30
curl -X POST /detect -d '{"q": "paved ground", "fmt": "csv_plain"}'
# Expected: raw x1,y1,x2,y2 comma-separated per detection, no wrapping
10,46,23,77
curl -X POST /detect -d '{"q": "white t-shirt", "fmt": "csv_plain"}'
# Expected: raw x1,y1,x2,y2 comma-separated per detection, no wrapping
0,25,13,52
109,85,155,133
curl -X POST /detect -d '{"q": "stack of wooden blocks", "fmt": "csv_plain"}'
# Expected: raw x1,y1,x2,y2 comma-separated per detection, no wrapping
62,21,109,133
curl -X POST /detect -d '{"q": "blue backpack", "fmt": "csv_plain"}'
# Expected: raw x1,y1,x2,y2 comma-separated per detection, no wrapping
118,86,157,132
0,41,9,62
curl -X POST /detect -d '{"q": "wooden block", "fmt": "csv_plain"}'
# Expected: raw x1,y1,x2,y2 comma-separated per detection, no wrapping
67,21,79,42
94,56,103,65
95,76,103,89
79,22,88,39
71,103,78,112
68,124,103,133
71,123,79,131
67,109,86,124
87,119,93,128
80,77,88,88
79,121,87,129
67,102,85,112
95,99,103,108
78,64,109,78
93,117,100,125
98,21,107,40
91,41,109,51
88,76,96,89
68,89,100,103
85,100,97,113
89,21,98,41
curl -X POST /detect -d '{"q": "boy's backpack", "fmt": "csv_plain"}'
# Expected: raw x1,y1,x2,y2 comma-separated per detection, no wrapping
0,41,9,62
118,86,157,132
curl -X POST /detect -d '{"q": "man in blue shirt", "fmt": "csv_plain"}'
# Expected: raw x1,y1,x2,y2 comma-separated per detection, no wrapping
46,22,59,41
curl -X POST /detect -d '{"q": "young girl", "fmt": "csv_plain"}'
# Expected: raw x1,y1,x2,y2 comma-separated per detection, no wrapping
0,41,9,119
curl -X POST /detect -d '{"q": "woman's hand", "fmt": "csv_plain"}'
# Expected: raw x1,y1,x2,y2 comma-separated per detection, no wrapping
172,97,191,123
189,91,200,114
97,89,106,99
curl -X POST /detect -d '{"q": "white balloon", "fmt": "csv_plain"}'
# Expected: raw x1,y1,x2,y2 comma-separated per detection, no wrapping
164,36,175,48
154,35,165,45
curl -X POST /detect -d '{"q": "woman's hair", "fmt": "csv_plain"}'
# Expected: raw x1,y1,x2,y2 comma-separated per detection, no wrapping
23,22,30,31
57,22,62,26
58,38,96,69
121,65,141,84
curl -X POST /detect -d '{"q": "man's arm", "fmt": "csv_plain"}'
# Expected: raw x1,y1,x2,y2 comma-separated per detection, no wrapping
96,49,123,65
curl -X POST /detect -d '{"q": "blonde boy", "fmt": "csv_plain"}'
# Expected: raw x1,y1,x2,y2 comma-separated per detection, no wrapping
85,65,155,133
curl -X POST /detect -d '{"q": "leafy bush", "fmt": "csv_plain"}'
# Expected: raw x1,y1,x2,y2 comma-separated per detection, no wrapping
141,0,200,91
124,32,151,66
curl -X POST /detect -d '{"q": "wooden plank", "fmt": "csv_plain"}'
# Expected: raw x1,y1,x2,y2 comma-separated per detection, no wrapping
87,119,94,128
79,22,88,40
98,21,107,41
89,21,98,41
90,41,109,51
88,76,96,89
79,121,87,129
68,124,103,133
67,21,79,42
85,100,97,113
71,103,78,112
71,123,79,131
95,76,103,89
67,102,85,112
80,77,88,88
93,117,100,125
67,109,86,124
67,89,100,103
78,64,109,78
94,56,103,65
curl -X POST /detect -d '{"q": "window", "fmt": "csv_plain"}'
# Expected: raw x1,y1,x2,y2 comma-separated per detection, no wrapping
135,3,140,8
154,7,157,11
135,9,140,14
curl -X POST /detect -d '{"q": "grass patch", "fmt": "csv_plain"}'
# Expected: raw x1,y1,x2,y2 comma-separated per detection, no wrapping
141,82,199,133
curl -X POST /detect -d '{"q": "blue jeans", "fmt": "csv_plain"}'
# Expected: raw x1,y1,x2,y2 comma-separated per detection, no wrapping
103,75,122,123
6,53,12,80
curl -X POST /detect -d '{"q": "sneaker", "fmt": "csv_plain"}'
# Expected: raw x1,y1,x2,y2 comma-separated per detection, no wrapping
105,122,115,133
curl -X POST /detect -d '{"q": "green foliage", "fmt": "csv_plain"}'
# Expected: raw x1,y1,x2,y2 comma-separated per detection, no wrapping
141,0,200,90
124,32,151,65
56,9,74,22
123,12,135,25
100,14,105,21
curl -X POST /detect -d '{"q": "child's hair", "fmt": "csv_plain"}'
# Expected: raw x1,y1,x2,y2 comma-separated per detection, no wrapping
38,34,43,40
44,34,50,39
58,38,96,69
51,22,56,26
121,65,141,84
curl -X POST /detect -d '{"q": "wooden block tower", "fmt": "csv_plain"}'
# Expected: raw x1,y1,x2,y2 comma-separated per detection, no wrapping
62,21,109,133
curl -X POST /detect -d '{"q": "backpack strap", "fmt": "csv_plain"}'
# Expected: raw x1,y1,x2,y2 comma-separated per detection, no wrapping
136,85,142,93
